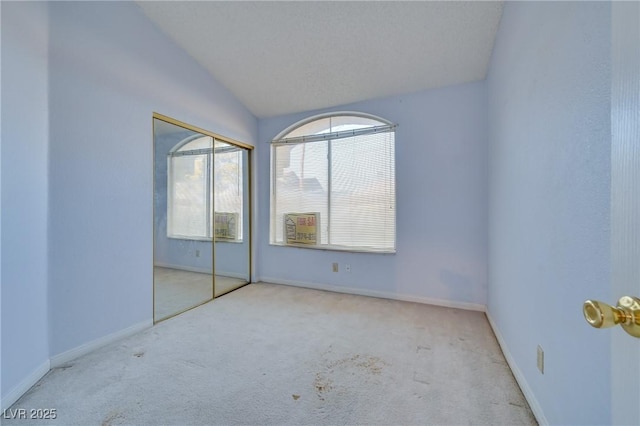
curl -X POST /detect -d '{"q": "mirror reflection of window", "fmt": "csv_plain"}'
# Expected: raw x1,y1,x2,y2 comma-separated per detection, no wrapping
167,139,244,242
167,135,213,240
213,142,250,297
213,143,244,241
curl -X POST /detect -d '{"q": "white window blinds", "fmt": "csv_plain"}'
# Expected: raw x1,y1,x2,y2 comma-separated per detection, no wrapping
271,115,396,253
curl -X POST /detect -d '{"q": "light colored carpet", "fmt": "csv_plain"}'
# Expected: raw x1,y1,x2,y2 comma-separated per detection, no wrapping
154,267,248,321
7,283,536,425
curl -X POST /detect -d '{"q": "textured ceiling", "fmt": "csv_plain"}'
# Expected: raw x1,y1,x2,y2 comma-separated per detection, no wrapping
137,1,503,119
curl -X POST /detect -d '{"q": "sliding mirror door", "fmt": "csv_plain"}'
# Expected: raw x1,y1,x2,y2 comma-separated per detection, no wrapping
153,115,252,322
154,118,214,322
213,141,250,296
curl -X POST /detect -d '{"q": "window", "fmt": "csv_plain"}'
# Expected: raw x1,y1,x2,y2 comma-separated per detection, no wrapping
167,136,243,240
270,113,396,252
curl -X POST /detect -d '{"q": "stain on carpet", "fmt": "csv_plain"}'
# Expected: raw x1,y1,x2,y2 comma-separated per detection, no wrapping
180,359,207,369
314,352,388,400
414,345,432,385
326,354,387,375
314,372,334,400
101,411,125,426
413,371,430,385
292,394,301,400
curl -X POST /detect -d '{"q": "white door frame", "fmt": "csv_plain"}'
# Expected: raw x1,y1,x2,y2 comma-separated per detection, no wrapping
611,2,640,425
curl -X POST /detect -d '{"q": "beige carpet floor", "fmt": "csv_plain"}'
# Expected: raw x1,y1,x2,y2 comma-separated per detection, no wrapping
7,283,536,425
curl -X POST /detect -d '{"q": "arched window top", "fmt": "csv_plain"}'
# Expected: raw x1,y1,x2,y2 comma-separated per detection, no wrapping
174,135,212,152
169,135,236,157
273,112,396,145
168,135,212,157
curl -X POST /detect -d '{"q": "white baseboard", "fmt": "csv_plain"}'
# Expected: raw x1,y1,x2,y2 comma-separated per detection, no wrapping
257,277,486,312
216,271,249,280
486,311,548,426
154,262,246,280
154,262,211,275
50,320,151,368
1,359,50,411
2,321,151,411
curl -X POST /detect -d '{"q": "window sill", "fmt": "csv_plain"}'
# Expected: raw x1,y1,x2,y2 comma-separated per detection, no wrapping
269,242,395,254
167,235,244,244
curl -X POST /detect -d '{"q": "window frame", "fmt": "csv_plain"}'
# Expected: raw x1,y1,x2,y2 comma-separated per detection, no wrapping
270,111,397,254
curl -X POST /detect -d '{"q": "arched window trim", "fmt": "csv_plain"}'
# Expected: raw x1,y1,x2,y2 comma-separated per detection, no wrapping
272,111,396,143
169,136,243,158
169,134,210,153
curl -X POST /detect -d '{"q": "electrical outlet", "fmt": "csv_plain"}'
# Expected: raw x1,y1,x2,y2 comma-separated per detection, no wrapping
345,264,351,273
537,345,544,374
332,263,339,272
195,249,200,257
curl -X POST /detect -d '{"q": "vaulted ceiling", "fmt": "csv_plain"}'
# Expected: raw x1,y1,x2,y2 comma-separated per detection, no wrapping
137,1,503,119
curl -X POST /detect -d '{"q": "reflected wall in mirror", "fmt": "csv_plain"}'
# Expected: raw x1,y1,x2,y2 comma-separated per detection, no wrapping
153,115,252,323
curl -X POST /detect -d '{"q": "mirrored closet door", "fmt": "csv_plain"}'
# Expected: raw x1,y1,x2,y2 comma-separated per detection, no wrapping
153,114,251,322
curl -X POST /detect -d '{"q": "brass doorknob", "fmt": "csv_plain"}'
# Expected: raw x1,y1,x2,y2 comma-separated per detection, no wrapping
583,296,640,338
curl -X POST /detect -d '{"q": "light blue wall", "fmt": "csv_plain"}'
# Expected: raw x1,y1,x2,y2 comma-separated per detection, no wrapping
487,2,611,424
47,1,256,357
258,82,488,306
1,1,50,400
